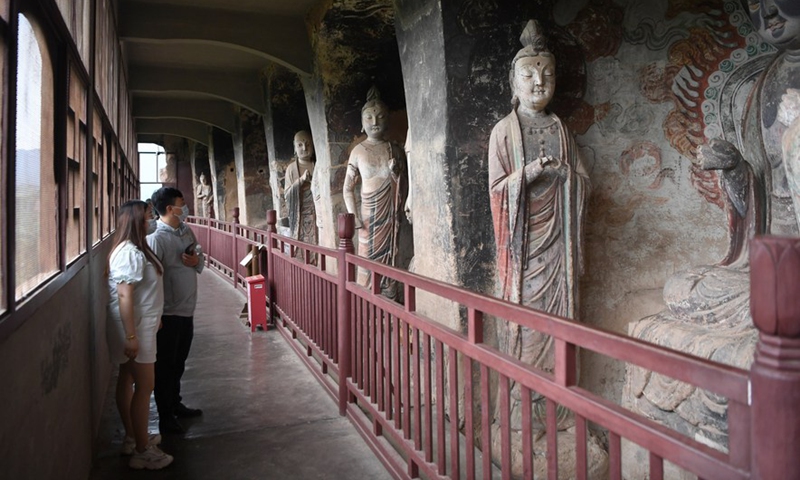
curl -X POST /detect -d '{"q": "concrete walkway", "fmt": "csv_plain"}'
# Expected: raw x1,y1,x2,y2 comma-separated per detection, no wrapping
90,270,391,480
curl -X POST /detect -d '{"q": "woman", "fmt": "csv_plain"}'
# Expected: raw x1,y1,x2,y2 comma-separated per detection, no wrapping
107,200,173,470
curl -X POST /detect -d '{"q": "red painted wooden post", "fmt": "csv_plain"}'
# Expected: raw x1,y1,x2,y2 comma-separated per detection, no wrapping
266,210,277,326
232,207,240,286
208,218,213,266
749,236,800,479
338,213,355,416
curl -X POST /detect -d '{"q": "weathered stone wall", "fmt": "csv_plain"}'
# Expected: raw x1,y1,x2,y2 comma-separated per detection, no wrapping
392,0,750,407
305,0,411,256
209,127,239,222
160,136,195,211
191,143,214,218
264,66,311,225
240,109,272,229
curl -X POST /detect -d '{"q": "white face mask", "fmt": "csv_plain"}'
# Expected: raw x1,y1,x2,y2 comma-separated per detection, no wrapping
171,204,189,222
147,218,158,234
178,205,189,222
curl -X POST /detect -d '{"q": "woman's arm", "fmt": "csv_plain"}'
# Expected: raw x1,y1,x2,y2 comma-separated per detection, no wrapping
117,282,139,359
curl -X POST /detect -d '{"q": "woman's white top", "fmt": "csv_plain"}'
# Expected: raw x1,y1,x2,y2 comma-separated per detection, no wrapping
107,241,164,320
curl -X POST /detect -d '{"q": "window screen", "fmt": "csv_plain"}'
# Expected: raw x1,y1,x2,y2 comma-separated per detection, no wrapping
14,13,58,300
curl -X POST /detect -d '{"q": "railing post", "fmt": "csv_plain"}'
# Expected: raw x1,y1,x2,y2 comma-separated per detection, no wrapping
232,207,240,287
205,217,211,267
337,213,355,416
267,210,277,326
749,236,800,479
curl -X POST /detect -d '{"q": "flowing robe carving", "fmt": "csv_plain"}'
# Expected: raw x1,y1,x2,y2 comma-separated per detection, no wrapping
346,142,407,298
284,160,317,246
489,108,589,424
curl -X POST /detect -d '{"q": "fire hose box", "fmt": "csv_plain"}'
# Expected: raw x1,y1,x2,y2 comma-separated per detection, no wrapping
246,275,267,332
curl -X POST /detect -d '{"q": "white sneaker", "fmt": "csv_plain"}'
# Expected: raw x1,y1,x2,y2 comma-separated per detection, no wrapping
128,445,173,470
121,433,162,455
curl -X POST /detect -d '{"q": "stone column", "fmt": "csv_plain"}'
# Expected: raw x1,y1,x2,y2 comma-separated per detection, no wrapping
232,110,249,224
208,126,238,222
262,65,310,228
236,108,272,229
749,236,800,479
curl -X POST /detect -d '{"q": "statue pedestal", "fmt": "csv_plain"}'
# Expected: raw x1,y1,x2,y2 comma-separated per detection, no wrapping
621,264,758,479
489,425,609,479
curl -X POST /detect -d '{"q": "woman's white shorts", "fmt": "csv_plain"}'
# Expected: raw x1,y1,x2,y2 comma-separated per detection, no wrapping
107,314,160,364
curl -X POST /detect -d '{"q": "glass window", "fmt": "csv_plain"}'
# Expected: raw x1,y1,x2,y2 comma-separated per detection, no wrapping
139,143,165,201
14,13,58,300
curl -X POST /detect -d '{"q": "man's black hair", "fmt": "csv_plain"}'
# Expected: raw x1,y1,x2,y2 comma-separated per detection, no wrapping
151,187,184,216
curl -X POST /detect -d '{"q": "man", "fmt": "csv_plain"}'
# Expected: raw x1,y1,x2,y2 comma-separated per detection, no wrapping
148,187,205,434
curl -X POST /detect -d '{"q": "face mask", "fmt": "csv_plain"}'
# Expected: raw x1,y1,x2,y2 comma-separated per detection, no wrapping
178,205,189,222
147,218,158,234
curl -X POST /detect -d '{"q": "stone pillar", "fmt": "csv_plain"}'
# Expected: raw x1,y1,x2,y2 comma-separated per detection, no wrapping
208,126,238,222
263,65,310,227
232,110,249,224
236,108,272,229
749,236,800,479
158,136,195,212
189,140,198,207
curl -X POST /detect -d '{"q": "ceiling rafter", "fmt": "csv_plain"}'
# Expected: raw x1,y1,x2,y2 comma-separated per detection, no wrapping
128,66,265,114
136,118,210,146
118,0,312,75
133,97,238,133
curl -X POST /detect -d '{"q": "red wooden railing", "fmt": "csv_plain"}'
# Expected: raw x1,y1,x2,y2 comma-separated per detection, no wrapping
189,210,800,480
187,208,271,292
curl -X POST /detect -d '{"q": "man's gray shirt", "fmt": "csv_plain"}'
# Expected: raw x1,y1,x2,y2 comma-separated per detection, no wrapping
147,220,204,317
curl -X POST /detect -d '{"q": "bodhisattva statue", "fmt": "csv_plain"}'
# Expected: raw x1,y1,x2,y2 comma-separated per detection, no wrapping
195,173,213,218
626,0,800,457
489,20,601,478
284,130,319,247
343,88,407,300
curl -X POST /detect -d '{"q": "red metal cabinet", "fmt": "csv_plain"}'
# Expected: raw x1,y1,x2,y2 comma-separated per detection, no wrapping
246,275,267,332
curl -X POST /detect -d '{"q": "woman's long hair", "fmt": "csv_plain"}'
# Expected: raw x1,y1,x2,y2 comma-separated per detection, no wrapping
107,200,163,276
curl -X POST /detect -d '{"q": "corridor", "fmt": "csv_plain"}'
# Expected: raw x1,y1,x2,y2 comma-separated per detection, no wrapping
89,270,391,480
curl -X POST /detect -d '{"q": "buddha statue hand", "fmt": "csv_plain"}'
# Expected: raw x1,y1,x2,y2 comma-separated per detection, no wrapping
699,138,751,232
404,197,413,225
697,138,743,171
524,157,546,183
300,170,311,184
354,215,363,229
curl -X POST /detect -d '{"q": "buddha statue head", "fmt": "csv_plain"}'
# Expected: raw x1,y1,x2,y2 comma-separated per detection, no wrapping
742,0,800,51
510,19,556,114
361,86,389,142
294,130,314,162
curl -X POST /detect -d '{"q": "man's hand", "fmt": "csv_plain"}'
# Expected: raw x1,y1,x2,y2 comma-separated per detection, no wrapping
182,251,200,267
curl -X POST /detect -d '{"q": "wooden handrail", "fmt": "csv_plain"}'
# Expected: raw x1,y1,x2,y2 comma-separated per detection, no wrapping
188,210,800,479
